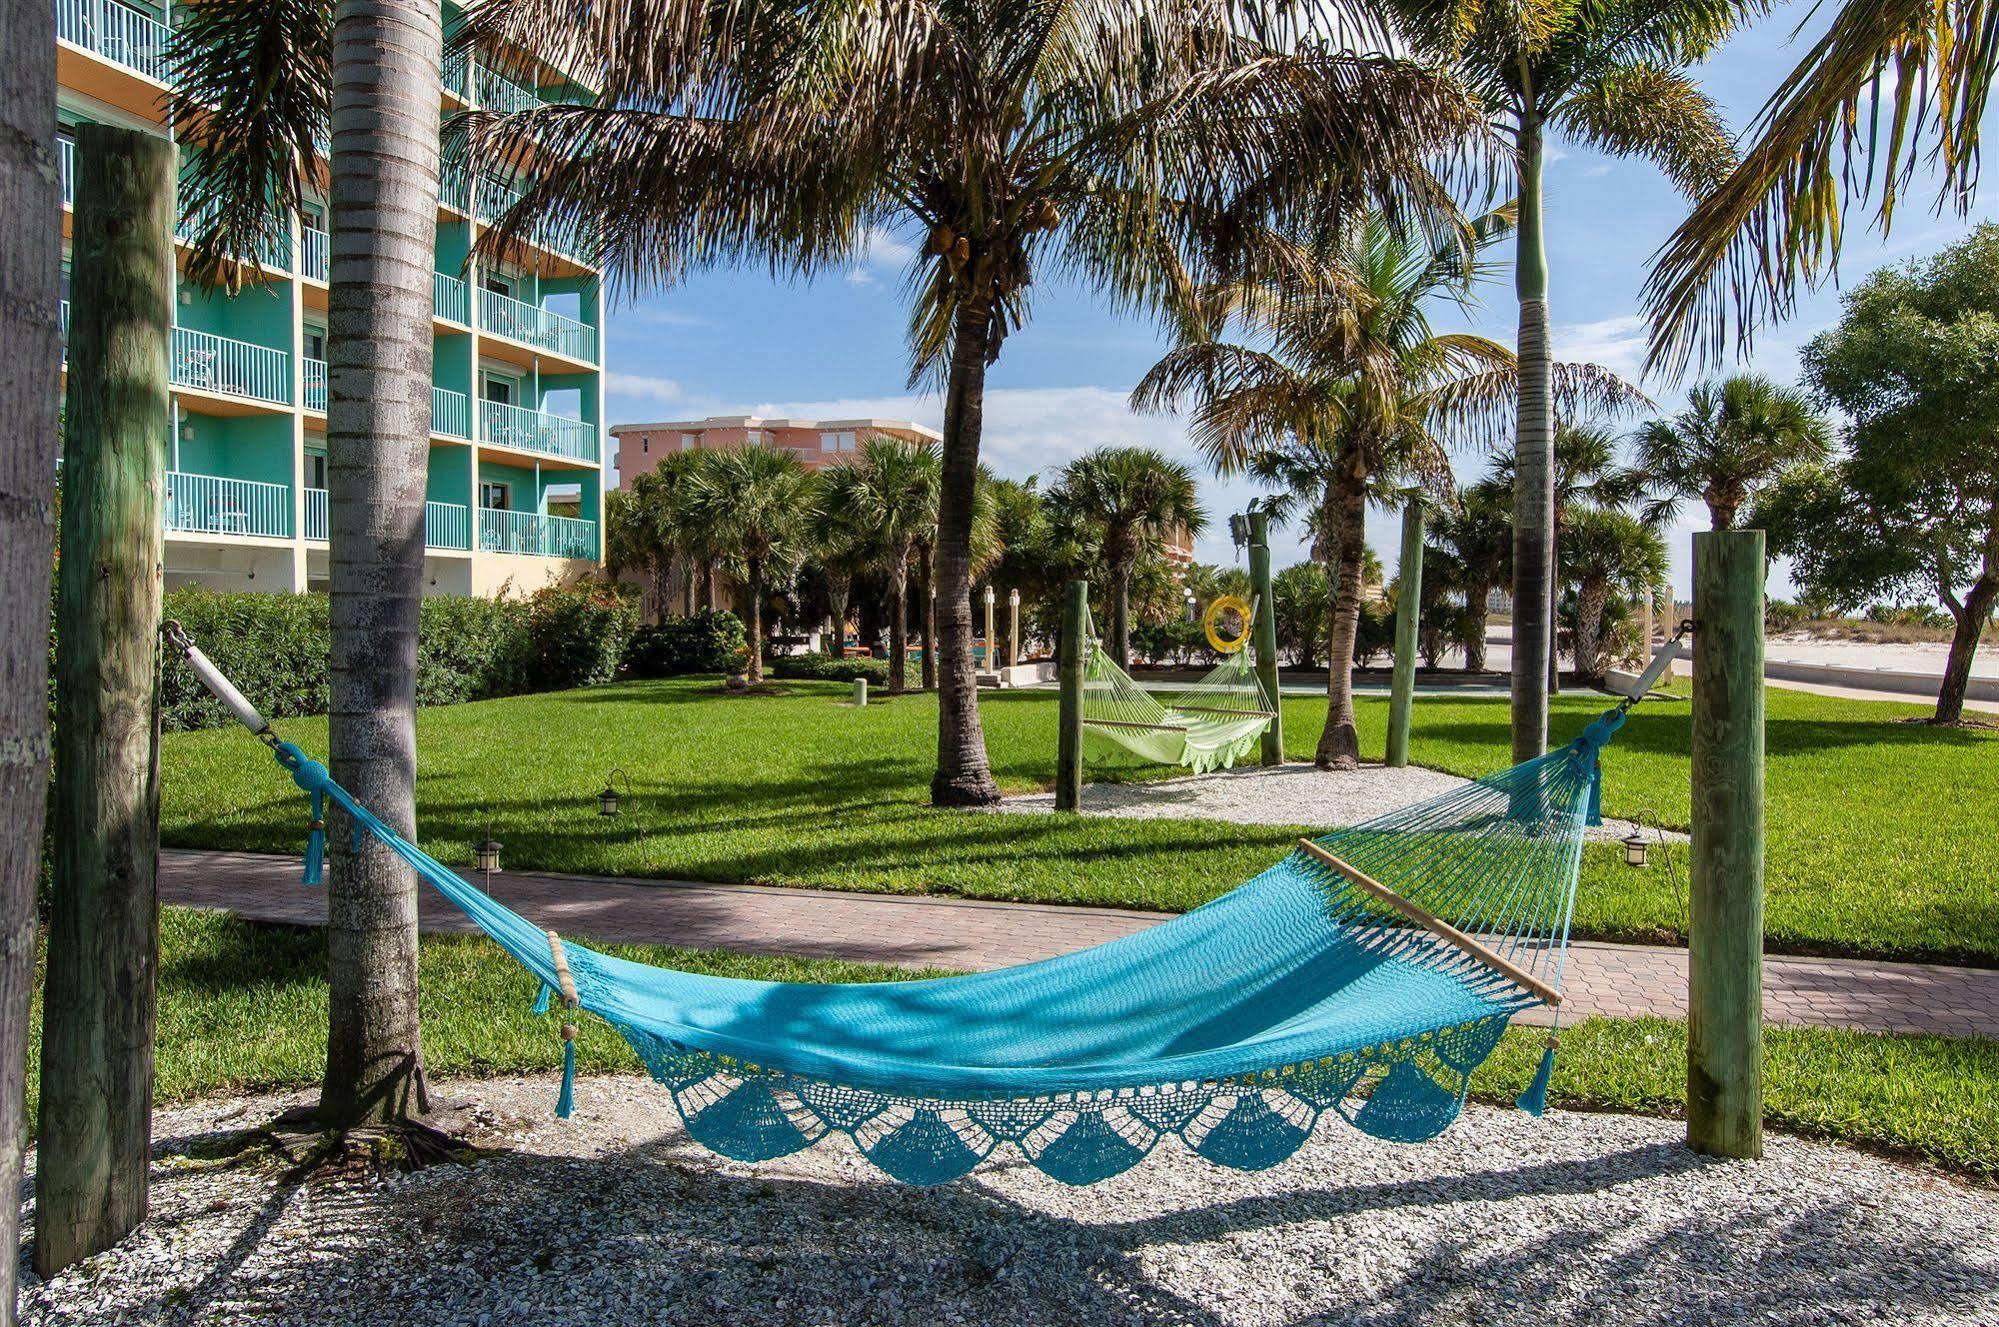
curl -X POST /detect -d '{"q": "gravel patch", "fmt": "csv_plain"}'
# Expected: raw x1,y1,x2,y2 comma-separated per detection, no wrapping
996,763,1684,844
22,1074,1993,1326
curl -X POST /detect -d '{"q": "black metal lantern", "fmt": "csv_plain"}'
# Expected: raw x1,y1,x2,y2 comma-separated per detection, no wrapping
1621,830,1650,868
476,832,502,876
598,768,632,818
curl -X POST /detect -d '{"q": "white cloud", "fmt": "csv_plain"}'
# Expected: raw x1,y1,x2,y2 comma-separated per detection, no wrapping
616,304,710,328
603,371,690,404
860,225,919,267
1552,313,1649,382
844,268,877,288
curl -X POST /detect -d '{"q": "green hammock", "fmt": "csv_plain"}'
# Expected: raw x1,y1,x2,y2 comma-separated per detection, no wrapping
1081,603,1276,772
168,624,1683,1189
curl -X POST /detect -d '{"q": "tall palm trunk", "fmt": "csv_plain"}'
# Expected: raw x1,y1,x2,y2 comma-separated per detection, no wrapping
826,571,850,655
887,555,910,694
745,559,766,683
0,11,61,1316
318,0,442,1129
917,547,937,690
1317,468,1368,769
1464,580,1492,672
1110,557,1133,670
1510,102,1556,763
932,293,1001,806
1573,574,1609,684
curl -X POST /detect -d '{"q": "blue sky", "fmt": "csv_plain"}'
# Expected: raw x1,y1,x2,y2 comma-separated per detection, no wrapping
599,5,1999,594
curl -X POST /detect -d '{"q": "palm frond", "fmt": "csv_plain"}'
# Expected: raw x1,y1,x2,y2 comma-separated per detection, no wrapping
1557,60,1735,196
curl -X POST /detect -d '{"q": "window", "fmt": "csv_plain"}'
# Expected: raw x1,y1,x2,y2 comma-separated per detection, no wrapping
681,433,698,450
482,374,515,406
484,272,515,298
640,435,649,454
746,429,770,448
819,431,857,453
301,202,326,229
480,481,511,511
303,326,326,360
305,452,327,489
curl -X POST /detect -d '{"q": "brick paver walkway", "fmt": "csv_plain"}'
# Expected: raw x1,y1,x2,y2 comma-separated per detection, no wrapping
161,848,1999,1041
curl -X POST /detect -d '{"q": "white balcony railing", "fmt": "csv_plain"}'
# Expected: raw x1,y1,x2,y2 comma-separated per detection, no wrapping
171,326,290,405
433,271,470,324
433,385,470,439
58,136,74,207
176,200,291,271
305,490,470,550
478,398,595,461
300,225,328,282
303,357,326,411
56,0,172,83
479,507,596,559
476,286,594,361
165,471,290,539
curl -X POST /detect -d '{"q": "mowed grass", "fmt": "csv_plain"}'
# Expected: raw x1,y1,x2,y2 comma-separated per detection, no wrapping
158,676,1999,963
31,909,1999,1180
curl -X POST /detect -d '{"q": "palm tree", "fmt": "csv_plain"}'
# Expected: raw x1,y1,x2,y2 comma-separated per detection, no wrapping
175,0,447,1128
815,437,942,695
1645,3,1999,372
0,0,61,1310
1635,374,1831,530
683,445,810,683
1048,448,1205,669
1427,479,1512,671
1387,0,1746,761
1561,507,1668,684
1136,214,1636,768
463,0,1488,805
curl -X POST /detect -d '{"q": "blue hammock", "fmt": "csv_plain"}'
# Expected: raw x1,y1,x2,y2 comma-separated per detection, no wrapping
171,627,1670,1187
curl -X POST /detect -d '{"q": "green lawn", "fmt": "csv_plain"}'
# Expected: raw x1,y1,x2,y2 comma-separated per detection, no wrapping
160,675,1999,964
32,910,1999,1180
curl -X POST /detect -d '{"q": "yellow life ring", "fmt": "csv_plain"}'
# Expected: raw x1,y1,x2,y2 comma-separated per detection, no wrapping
1203,594,1254,654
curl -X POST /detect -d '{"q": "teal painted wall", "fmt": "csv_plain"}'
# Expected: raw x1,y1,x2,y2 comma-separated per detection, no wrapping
428,445,474,509
173,413,292,487
175,279,292,353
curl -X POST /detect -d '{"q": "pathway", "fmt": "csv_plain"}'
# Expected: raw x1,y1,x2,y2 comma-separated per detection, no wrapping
160,848,1999,1041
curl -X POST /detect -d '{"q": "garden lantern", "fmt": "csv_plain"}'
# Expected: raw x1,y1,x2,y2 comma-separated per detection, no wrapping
598,768,632,818
1621,831,1650,868
476,832,502,878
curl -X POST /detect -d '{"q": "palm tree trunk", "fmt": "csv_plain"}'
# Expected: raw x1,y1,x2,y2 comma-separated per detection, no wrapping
0,18,62,1311
746,561,766,683
1111,560,1133,670
887,559,909,694
826,572,850,656
318,0,442,1130
1574,574,1610,685
918,554,937,690
1548,521,1563,694
1465,579,1491,672
1317,469,1368,770
1937,565,1997,724
931,293,1001,806
1510,101,1556,763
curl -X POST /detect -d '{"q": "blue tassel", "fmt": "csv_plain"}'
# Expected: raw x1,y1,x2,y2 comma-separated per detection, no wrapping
1586,761,1604,827
556,1035,576,1119
1516,1039,1557,1116
531,982,552,1016
302,791,326,887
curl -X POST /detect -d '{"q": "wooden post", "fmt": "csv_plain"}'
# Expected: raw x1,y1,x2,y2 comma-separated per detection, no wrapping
1386,499,1424,768
38,125,175,1275
1688,529,1766,1161
1055,579,1087,811
1246,512,1283,765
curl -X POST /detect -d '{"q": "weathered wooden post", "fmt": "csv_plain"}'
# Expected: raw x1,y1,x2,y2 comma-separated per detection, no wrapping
1386,498,1425,768
1687,529,1766,1160
1055,579,1088,811
1246,511,1283,765
38,125,175,1274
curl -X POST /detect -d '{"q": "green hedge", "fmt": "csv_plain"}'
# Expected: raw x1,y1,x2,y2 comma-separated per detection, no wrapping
768,651,918,684
624,611,748,678
159,585,636,731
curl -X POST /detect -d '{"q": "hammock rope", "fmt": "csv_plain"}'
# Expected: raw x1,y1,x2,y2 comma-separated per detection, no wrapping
163,619,1688,1187
1080,600,1275,772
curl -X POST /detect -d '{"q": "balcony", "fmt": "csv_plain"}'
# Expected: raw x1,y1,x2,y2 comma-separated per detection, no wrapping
171,327,290,406
165,471,290,539
305,490,470,550
479,507,596,559
59,136,74,206
477,286,594,362
56,0,172,83
473,60,543,114
433,385,470,438
478,398,595,462
304,357,326,411
433,271,470,324
300,224,328,282
177,200,291,272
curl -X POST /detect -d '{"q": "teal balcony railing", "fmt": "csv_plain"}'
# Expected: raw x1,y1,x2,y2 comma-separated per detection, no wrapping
439,160,471,214
474,59,543,114
441,49,470,101
56,0,172,83
172,326,290,405
306,490,470,550
303,357,326,411
479,398,595,461
58,136,74,206
177,201,291,271
300,224,328,282
433,385,471,439
477,286,595,361
165,471,290,539
303,486,327,541
479,507,596,559
433,271,470,323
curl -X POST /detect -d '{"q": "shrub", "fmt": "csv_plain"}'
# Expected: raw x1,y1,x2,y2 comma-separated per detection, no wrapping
769,651,907,684
1765,599,1811,633
161,589,332,730
517,584,637,692
623,610,747,677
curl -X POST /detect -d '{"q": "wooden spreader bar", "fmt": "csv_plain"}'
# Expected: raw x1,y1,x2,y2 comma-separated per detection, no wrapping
1170,705,1280,719
546,929,580,1009
1083,718,1187,733
1296,839,1563,1007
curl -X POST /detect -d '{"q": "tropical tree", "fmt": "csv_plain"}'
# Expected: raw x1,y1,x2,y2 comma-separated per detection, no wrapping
1386,0,1744,760
174,0,447,1129
463,0,1488,805
0,0,60,1311
982,474,1047,662
816,437,942,695
1048,447,1205,668
1426,478,1512,670
1136,214,1635,768
605,460,703,620
683,444,812,683
1560,506,1667,683
1635,374,1830,529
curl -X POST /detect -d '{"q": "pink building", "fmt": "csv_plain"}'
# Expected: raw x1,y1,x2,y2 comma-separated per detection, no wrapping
611,415,942,483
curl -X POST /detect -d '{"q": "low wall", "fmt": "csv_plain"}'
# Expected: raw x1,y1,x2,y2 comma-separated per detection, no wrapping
1607,654,1998,703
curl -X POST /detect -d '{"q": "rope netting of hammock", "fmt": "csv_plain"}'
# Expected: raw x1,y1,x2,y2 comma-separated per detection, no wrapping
1079,600,1276,772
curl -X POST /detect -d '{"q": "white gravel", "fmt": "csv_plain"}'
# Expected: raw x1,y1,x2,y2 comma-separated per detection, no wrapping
996,763,1682,844
22,1074,1994,1326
